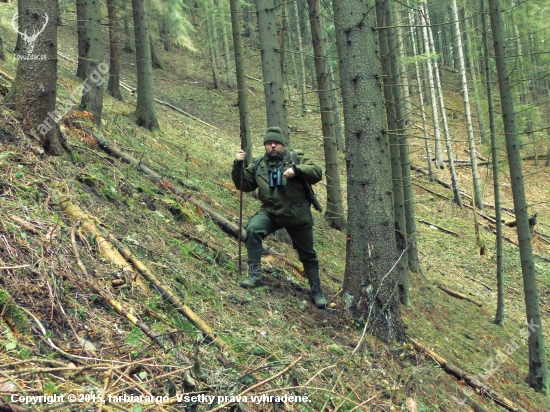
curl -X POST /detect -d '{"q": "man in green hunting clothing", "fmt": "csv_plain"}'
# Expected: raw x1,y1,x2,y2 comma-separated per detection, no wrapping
231,126,327,308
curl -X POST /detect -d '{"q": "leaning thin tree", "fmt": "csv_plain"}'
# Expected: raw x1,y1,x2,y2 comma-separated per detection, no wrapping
334,0,406,342
489,0,548,394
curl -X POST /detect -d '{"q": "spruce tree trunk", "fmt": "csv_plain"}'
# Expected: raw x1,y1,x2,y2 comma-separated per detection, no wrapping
107,0,123,101
328,62,344,152
481,0,503,326
489,0,548,394
396,14,411,127
0,20,4,61
292,0,307,117
307,0,346,232
80,0,105,128
132,0,159,130
334,0,406,342
14,0,64,155
229,0,252,163
218,0,234,89
450,0,483,211
149,33,164,70
376,0,408,301
255,0,289,144
123,1,134,53
383,0,419,280
425,6,462,207
409,7,434,182
206,3,220,90
159,12,170,51
286,18,299,89
420,4,445,170
76,0,87,79
462,10,488,145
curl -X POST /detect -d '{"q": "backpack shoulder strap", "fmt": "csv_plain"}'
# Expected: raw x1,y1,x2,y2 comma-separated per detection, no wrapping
253,156,265,179
290,151,299,166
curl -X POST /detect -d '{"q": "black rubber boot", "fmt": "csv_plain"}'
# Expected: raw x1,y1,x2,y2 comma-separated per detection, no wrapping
310,283,327,308
239,262,263,288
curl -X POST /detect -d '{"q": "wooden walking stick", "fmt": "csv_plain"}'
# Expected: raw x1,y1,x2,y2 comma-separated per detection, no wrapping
238,132,245,279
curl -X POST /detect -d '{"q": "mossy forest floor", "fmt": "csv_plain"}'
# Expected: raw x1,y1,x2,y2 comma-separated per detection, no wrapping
1,3,549,411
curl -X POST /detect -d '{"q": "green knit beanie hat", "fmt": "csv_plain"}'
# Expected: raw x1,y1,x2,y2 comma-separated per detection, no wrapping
263,127,285,146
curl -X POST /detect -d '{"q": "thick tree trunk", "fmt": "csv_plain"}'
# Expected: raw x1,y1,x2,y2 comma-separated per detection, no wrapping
107,0,123,101
409,7,434,182
334,0,405,342
489,0,548,394
76,0,86,79
424,6,462,207
14,0,64,155
451,0,483,211
481,0,503,326
420,4,444,170
132,0,159,130
307,0,346,232
80,0,105,128
292,0,307,117
396,16,411,127
229,0,252,163
255,0,289,144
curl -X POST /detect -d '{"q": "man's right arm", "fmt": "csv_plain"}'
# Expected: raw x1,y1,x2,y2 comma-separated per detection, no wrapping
232,152,258,192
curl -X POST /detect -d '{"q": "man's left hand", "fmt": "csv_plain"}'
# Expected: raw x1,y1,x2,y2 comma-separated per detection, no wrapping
284,168,295,179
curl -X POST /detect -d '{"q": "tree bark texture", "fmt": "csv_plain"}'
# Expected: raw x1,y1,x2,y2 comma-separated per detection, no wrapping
80,0,105,128
292,0,307,117
334,0,405,342
76,0,86,79
14,0,64,155
255,0,289,144
307,0,346,232
217,0,235,89
132,0,159,130
489,0,548,394
107,0,123,100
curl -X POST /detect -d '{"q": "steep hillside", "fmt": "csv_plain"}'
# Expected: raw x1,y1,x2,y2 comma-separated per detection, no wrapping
1,3,550,411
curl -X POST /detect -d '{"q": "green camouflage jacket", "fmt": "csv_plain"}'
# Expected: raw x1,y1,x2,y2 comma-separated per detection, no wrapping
232,150,322,227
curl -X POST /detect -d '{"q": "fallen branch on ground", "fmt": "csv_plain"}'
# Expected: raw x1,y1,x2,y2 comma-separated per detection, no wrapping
436,284,483,307
416,219,460,237
96,226,230,354
410,338,526,412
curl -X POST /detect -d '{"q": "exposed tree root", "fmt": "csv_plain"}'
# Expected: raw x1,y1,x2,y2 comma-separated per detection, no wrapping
410,338,527,412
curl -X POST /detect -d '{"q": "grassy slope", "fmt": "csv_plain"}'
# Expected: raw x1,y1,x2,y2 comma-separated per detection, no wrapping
0,3,549,411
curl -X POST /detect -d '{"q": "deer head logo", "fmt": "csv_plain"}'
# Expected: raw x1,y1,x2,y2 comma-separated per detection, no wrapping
11,12,49,55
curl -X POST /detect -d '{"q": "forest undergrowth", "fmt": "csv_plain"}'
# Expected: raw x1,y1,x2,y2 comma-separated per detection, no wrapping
1,3,550,411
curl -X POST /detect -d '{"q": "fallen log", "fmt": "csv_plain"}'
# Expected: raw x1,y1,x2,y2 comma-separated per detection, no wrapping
416,219,460,237
57,194,151,295
96,226,229,353
410,338,526,412
436,284,483,307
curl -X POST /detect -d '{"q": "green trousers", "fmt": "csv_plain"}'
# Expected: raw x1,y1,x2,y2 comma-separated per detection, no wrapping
245,211,320,285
